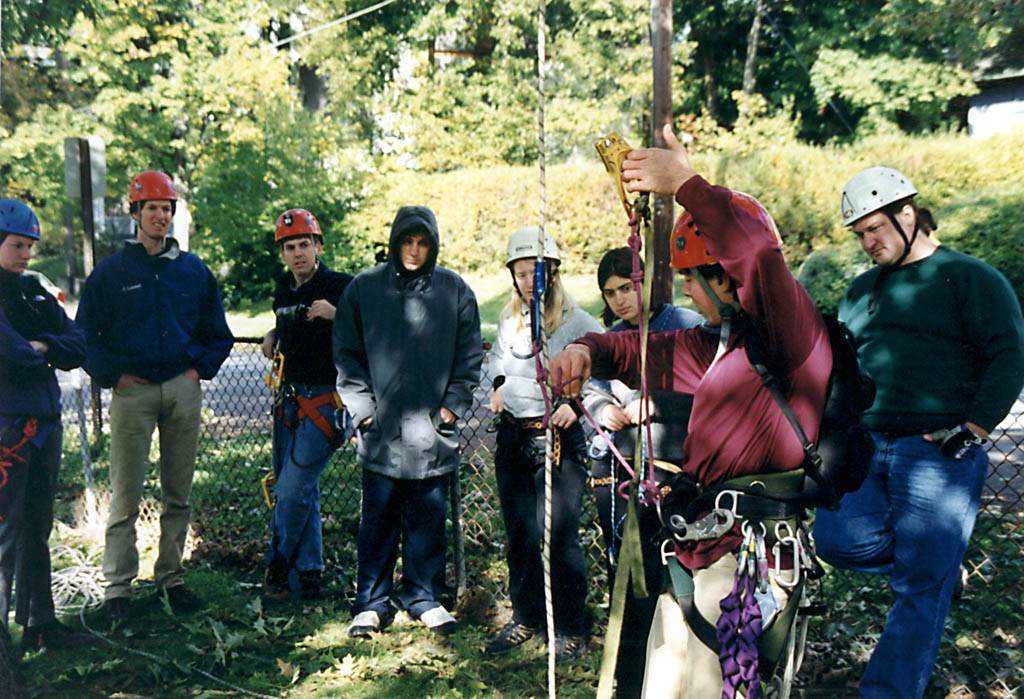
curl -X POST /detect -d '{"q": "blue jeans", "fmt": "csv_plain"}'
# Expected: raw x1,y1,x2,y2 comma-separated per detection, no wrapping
267,384,346,584
814,431,987,698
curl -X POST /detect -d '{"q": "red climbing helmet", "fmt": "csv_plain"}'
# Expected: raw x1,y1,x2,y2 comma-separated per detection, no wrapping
670,191,780,270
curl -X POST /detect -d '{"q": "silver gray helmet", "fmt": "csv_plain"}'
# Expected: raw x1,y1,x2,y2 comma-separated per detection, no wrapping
505,226,561,266
840,167,917,227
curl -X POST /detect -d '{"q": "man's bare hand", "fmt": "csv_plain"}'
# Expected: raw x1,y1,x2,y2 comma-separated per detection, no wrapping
29,340,49,355
550,403,577,430
600,404,629,431
490,388,503,414
549,344,592,398
623,398,651,425
622,124,697,195
440,406,456,425
116,374,149,391
261,330,276,359
307,299,336,321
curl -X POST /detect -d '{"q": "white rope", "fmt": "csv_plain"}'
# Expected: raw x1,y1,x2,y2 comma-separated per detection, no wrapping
536,0,556,696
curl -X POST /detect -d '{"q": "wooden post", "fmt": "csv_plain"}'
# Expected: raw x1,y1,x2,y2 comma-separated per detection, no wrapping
651,0,674,306
78,138,97,277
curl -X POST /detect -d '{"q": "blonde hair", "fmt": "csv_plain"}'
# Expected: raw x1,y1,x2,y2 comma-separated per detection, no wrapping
500,274,572,335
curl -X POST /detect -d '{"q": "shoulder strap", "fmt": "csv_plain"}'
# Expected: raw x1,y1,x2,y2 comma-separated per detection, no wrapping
744,331,837,506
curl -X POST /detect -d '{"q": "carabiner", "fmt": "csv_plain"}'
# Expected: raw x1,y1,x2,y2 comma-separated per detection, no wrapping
772,520,801,588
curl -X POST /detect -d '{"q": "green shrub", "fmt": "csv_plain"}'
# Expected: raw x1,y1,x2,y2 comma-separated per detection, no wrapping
344,129,1024,311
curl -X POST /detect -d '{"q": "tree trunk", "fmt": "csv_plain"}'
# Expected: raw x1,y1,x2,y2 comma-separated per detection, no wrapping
742,0,765,94
650,0,674,307
701,49,719,122
0,627,28,699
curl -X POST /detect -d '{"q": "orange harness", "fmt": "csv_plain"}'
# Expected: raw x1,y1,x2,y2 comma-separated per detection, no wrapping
282,389,344,448
0,418,38,521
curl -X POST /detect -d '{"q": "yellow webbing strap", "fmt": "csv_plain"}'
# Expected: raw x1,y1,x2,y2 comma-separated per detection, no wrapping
597,208,655,699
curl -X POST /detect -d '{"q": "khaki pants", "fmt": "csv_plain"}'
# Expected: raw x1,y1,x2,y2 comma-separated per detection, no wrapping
641,554,789,699
103,373,201,600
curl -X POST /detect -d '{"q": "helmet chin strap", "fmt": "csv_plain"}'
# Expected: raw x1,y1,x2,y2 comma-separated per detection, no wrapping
867,207,920,314
692,267,742,368
884,208,919,267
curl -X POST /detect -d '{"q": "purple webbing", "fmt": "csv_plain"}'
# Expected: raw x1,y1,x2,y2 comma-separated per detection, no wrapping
716,568,764,699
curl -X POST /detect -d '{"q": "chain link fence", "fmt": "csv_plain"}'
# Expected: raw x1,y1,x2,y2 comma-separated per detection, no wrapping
58,339,1024,697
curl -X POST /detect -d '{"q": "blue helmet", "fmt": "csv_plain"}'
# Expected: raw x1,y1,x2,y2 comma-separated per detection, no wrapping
0,199,41,241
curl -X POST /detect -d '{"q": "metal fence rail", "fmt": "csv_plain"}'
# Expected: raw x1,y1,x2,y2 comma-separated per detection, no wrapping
58,340,1024,697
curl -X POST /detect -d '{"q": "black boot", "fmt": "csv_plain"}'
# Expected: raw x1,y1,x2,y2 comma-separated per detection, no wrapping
263,557,290,601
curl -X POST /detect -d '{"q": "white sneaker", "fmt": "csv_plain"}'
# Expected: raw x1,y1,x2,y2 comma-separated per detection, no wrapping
347,610,381,638
420,605,458,635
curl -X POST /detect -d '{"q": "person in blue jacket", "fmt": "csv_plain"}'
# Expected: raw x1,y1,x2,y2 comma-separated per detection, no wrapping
333,205,482,638
76,171,233,619
0,199,89,650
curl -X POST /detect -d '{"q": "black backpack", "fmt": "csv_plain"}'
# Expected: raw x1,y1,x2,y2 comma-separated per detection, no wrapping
746,313,876,509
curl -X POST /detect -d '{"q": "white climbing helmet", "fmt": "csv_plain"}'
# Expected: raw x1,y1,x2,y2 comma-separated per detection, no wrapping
505,226,561,266
840,167,918,227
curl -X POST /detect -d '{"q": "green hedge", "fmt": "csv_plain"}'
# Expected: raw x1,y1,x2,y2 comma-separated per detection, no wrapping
346,129,1024,310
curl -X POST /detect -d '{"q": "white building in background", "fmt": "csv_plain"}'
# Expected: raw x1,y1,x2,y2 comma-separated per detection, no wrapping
968,27,1024,138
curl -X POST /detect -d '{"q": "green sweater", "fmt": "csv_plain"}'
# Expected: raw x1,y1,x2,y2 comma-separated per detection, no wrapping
839,246,1024,434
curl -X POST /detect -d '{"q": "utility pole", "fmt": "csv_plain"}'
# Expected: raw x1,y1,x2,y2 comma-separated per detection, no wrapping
651,0,674,305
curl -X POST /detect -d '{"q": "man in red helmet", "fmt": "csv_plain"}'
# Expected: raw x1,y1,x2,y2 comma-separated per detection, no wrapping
77,171,233,619
260,209,352,601
549,127,831,697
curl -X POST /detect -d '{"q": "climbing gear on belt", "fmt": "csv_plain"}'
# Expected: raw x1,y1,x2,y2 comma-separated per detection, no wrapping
261,472,277,509
264,349,285,393
519,418,562,466
932,424,987,460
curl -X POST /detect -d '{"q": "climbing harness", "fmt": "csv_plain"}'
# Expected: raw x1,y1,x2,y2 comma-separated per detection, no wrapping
657,470,824,699
261,340,345,508
0,418,41,522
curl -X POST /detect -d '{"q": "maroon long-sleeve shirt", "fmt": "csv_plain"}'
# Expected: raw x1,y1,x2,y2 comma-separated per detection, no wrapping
576,176,831,568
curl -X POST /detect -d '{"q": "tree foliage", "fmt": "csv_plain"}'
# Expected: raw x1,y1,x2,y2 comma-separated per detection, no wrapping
2,0,1020,304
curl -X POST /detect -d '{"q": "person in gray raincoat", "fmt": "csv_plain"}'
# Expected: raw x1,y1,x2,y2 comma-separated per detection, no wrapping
333,205,482,638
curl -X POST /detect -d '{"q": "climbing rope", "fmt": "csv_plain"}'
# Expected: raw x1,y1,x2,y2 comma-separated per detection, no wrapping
534,0,557,695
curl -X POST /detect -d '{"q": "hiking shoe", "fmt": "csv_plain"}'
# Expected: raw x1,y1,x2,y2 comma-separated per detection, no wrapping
485,620,538,656
348,610,387,638
20,620,93,652
161,585,205,613
263,565,291,601
419,605,458,636
298,570,322,600
553,634,586,659
103,597,130,621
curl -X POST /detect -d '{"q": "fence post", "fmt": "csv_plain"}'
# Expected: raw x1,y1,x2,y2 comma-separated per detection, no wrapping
451,467,466,600
74,368,98,526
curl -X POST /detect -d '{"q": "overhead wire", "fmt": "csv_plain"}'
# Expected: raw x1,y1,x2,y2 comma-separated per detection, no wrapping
759,7,856,136
270,0,401,48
